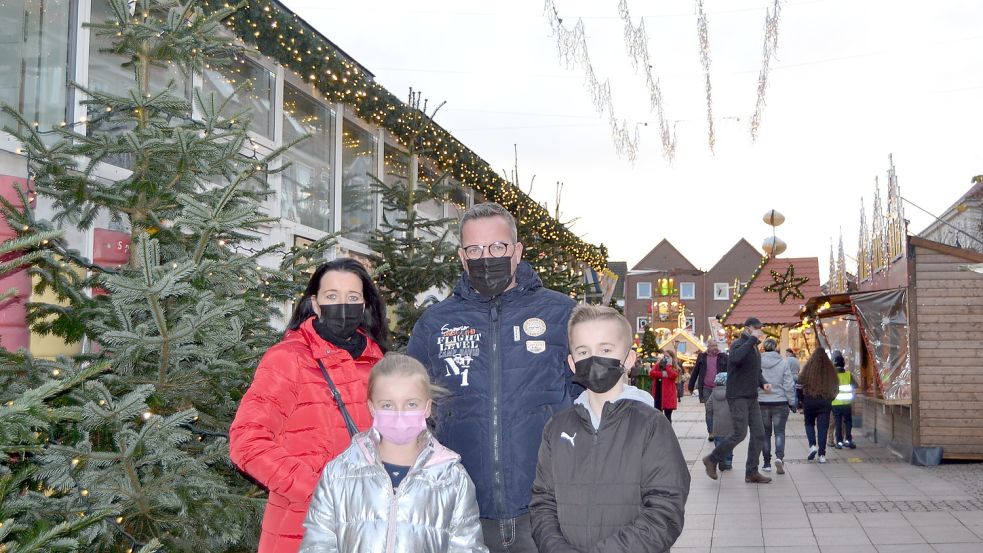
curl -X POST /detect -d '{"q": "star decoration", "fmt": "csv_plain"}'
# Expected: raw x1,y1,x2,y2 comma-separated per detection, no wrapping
880,315,892,329
762,265,809,304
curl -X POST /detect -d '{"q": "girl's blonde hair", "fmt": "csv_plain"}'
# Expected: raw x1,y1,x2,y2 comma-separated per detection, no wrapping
368,352,448,401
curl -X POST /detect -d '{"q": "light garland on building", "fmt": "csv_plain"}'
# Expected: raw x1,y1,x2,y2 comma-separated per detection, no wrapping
200,0,607,271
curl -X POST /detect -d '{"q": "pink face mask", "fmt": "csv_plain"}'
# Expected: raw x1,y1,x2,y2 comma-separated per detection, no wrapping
372,409,428,445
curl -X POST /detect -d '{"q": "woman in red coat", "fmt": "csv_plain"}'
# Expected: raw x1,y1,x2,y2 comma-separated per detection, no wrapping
649,348,680,422
230,258,389,552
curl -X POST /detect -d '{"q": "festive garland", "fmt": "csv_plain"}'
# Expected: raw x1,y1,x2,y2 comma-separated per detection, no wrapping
720,254,769,322
201,0,608,270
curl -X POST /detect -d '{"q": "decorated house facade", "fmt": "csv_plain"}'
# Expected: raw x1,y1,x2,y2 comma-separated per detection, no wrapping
625,238,762,338
0,0,606,354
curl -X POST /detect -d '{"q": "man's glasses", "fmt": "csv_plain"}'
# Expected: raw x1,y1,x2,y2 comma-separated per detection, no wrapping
461,242,513,260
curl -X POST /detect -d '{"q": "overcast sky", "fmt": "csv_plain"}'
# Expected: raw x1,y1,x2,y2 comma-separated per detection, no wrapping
282,0,983,280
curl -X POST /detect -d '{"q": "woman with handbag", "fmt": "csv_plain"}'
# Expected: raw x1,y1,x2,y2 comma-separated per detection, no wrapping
230,258,389,552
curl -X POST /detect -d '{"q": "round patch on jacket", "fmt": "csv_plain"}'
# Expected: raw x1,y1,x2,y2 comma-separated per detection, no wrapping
522,317,547,337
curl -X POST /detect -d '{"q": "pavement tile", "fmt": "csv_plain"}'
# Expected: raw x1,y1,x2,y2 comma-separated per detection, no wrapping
762,528,817,547
807,513,860,528
675,529,714,548
915,525,982,544
902,512,961,526
813,526,872,546
708,547,765,553
764,547,820,553
761,513,811,529
820,546,877,553
856,512,912,528
684,514,717,530
863,526,927,545
711,528,764,547
933,544,983,553
873,546,935,553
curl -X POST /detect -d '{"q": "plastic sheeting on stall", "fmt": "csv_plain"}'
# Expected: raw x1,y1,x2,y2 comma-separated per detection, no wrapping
852,289,911,401
816,314,866,394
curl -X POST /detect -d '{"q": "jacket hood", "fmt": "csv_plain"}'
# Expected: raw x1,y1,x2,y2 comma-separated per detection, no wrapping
574,384,654,430
453,260,543,302
761,351,784,370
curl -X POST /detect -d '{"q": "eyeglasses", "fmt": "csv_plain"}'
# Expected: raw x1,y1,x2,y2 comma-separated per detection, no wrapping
461,241,513,260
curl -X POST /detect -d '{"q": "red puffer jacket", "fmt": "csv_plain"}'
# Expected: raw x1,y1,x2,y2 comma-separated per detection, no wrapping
229,317,384,553
649,357,679,411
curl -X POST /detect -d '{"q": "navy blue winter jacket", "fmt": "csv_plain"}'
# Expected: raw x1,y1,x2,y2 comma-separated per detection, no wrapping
407,261,577,519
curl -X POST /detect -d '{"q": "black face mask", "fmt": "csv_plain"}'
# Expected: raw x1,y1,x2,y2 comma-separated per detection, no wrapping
317,302,365,339
572,355,627,394
466,257,514,298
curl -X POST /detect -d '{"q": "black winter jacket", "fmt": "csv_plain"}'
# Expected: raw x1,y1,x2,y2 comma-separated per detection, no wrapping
529,400,690,553
407,261,577,519
725,333,767,399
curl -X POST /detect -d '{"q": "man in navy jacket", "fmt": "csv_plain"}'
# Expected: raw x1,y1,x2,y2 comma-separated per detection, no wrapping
407,203,576,553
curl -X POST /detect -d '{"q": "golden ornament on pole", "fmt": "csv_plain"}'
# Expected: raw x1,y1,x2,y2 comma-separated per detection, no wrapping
762,236,787,256
763,209,785,227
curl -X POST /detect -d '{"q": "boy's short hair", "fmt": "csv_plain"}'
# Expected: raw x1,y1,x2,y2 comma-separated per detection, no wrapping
567,305,633,347
762,338,778,352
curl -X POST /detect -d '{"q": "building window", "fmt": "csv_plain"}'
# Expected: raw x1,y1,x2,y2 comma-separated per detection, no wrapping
636,282,652,299
685,316,696,330
203,56,275,139
281,84,335,231
636,317,650,332
680,282,696,300
341,118,378,243
714,282,730,300
0,0,71,136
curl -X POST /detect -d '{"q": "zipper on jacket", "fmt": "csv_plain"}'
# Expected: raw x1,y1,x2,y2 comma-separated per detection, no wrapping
587,424,599,547
489,299,508,519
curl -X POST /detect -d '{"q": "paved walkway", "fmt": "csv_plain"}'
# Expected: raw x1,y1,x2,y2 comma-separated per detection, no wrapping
671,393,983,552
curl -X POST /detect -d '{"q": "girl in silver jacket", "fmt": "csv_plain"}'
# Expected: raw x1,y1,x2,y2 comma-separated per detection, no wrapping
300,353,487,553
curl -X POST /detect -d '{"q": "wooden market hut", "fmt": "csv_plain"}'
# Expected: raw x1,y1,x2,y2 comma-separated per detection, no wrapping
801,236,983,462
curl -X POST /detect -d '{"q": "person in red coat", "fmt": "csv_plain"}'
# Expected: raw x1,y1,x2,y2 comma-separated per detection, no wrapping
649,348,680,422
230,258,389,552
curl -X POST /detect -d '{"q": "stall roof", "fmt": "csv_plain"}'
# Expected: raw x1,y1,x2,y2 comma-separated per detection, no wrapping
723,256,822,325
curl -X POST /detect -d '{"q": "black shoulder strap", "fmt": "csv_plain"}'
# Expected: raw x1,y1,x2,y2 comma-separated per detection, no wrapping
316,359,359,438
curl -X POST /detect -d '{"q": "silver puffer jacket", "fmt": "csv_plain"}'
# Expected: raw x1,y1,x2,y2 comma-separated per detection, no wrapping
299,429,488,553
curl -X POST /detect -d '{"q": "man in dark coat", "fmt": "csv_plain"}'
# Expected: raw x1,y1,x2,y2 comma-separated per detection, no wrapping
701,317,773,484
689,341,728,439
407,202,576,553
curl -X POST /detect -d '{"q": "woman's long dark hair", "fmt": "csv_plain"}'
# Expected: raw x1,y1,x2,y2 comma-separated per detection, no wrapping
799,348,838,400
287,258,389,352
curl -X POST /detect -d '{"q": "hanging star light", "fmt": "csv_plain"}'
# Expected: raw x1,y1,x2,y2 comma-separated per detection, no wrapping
763,264,809,303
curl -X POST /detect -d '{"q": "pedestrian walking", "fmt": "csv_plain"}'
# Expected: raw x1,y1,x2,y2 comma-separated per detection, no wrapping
689,341,729,440
701,317,773,484
299,353,487,552
796,348,839,464
530,306,689,553
785,348,801,383
710,371,735,471
649,348,680,422
230,259,389,552
831,350,857,449
759,338,796,475
407,203,576,553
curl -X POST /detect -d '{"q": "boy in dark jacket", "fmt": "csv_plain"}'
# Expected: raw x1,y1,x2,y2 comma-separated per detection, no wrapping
530,306,690,553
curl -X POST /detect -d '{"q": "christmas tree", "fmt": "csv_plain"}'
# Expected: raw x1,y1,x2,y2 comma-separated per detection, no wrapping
1,1,334,550
367,91,461,349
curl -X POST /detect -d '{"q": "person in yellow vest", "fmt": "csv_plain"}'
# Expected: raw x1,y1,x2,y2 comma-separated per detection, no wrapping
831,351,856,449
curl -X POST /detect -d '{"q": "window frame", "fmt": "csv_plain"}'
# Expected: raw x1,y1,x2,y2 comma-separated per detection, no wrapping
679,281,696,300
713,282,730,300
636,281,652,299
